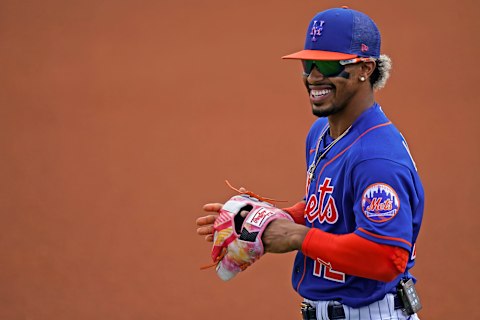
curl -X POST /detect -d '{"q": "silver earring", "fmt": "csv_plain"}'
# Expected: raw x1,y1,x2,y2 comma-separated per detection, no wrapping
360,76,366,82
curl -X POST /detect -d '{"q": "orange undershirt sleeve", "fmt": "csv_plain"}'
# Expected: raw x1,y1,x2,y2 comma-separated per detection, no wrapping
302,228,409,282
282,201,306,225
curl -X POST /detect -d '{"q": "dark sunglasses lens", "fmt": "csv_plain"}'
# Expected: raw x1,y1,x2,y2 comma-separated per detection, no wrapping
302,60,314,74
315,61,343,77
302,60,344,77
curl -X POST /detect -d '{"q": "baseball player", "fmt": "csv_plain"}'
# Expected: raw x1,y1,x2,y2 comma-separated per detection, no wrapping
197,7,424,320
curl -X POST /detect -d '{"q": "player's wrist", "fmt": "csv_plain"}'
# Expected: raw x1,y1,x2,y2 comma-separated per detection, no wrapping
262,220,309,253
288,223,310,251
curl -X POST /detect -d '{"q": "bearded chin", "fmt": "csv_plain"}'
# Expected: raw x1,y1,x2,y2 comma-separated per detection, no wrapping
312,108,331,117
312,103,340,118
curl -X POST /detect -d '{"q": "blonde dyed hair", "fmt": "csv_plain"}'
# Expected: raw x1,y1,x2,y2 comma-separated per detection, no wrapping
372,54,392,91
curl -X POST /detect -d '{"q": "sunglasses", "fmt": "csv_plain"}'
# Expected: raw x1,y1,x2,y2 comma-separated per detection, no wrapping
302,57,376,77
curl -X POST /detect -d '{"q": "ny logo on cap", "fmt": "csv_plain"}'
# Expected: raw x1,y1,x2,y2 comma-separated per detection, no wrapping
310,20,325,42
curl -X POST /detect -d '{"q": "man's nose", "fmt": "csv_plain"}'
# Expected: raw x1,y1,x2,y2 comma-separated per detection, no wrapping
307,66,326,82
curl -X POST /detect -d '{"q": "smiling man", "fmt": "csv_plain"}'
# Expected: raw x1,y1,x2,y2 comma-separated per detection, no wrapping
197,7,424,320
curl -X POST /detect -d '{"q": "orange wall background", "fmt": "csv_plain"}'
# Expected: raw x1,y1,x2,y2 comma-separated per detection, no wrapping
1,0,479,319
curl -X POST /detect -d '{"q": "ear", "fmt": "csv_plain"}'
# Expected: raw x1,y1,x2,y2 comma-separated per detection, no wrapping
361,61,376,79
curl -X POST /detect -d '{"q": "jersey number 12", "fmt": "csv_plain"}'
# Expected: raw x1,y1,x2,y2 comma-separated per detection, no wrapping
313,258,346,283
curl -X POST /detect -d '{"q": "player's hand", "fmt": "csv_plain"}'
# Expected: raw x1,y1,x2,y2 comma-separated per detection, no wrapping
196,203,223,242
262,219,310,254
197,188,249,242
196,205,250,242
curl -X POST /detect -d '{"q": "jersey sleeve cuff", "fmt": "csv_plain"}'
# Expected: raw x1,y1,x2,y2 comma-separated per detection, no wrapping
301,228,319,257
355,228,412,252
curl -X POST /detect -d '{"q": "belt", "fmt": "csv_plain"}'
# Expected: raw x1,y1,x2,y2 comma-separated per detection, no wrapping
301,295,404,320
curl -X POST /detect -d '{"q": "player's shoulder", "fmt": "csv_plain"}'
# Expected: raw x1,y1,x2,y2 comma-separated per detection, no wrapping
348,104,415,169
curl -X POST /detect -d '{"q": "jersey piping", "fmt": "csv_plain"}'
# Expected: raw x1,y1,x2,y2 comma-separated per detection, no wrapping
357,227,412,248
312,121,392,194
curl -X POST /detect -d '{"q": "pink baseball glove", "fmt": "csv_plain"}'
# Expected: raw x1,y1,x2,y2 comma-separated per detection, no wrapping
205,194,293,281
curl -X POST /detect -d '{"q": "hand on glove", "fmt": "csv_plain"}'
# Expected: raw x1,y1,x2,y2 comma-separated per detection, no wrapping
199,193,294,281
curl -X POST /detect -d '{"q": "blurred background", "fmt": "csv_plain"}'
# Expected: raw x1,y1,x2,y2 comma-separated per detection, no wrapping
1,0,479,319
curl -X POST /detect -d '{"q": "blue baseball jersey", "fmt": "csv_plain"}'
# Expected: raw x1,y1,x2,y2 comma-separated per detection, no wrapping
292,103,424,308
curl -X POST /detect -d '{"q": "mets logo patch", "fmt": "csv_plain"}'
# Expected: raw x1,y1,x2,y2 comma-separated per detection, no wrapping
361,183,400,223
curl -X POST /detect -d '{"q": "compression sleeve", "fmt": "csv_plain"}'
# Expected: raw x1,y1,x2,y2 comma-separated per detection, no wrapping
282,201,306,225
302,228,409,282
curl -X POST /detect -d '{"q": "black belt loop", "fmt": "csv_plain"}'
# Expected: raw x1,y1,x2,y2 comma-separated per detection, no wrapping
327,301,346,320
394,294,404,310
300,302,316,320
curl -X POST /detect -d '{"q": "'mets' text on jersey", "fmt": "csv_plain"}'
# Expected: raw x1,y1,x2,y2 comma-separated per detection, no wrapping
292,104,424,308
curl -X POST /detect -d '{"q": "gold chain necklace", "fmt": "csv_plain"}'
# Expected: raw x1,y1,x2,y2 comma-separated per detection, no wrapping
307,125,352,184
